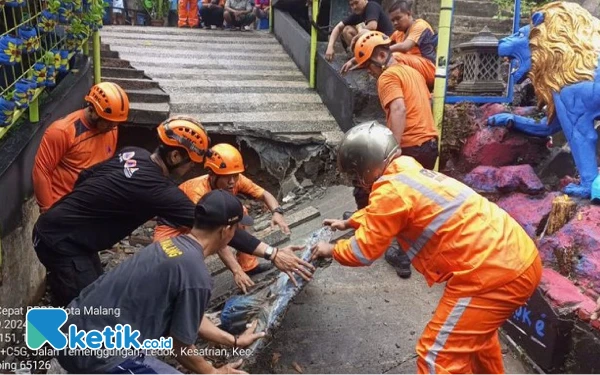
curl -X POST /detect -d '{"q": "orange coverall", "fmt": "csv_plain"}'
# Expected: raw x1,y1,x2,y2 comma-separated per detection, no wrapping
334,156,542,374
32,109,117,212
391,19,436,90
154,174,265,271
178,0,199,27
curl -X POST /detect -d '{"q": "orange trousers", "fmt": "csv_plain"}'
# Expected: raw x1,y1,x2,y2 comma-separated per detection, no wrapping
236,251,259,272
178,0,198,27
416,255,542,374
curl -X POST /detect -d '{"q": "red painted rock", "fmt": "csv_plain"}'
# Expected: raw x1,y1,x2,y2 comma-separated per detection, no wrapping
479,103,508,120
497,165,545,194
541,268,589,310
464,165,545,195
512,106,540,117
497,192,559,238
461,127,549,169
538,205,600,297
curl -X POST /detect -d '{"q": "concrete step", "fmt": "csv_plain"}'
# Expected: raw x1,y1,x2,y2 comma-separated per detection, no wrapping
454,0,499,17
105,77,160,90
450,30,511,47
101,36,287,52
102,67,146,79
123,88,170,103
100,58,132,68
107,46,290,61
171,102,329,114
159,79,310,94
102,26,276,39
171,92,322,105
128,102,169,125
162,85,314,94
200,121,340,134
175,110,335,124
101,50,120,59
100,31,281,45
143,68,305,82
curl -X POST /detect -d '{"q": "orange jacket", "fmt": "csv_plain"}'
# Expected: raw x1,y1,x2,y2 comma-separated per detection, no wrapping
393,53,435,89
334,156,539,296
154,174,265,241
32,109,117,212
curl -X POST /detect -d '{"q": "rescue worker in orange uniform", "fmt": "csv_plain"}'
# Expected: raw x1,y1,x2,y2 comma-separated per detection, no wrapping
312,122,542,374
154,143,290,281
179,0,199,27
346,31,439,279
32,82,129,213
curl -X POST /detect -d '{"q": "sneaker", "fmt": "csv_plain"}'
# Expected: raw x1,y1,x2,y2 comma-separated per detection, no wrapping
245,262,274,276
384,244,411,279
203,25,210,29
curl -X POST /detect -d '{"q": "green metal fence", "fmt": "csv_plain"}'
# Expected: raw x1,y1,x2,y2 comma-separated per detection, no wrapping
0,0,104,140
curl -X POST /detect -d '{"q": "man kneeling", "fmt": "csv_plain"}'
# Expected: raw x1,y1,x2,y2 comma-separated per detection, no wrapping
57,190,264,374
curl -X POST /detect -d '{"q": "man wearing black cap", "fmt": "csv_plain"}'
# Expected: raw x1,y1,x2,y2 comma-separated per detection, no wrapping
57,190,265,374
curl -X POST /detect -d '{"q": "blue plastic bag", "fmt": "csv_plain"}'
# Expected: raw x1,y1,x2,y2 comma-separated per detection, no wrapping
0,97,16,127
18,25,40,53
38,10,58,33
32,62,48,88
13,78,36,109
0,35,23,65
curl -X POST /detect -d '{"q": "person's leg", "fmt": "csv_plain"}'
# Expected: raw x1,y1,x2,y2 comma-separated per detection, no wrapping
241,12,256,28
108,355,181,374
402,138,439,170
188,0,199,27
200,6,210,27
214,6,224,27
416,256,542,374
341,25,358,51
178,0,189,26
223,10,234,27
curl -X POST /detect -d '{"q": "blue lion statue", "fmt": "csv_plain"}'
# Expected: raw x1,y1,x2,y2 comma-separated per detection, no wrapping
487,1,600,199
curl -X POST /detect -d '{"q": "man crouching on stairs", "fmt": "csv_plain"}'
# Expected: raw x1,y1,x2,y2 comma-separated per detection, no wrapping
154,143,291,293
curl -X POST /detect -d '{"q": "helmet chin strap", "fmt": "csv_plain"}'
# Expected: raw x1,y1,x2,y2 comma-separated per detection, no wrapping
369,52,393,71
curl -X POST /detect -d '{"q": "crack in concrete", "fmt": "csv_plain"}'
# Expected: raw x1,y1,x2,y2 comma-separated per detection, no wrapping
381,353,419,373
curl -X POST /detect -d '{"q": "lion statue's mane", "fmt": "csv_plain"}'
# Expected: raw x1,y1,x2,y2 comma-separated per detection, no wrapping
529,1,600,119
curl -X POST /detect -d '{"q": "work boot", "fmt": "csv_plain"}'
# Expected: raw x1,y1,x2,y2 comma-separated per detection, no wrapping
245,262,274,276
384,240,411,279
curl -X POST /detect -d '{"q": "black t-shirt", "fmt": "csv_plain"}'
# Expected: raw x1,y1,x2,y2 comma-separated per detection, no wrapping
342,1,394,37
35,146,260,255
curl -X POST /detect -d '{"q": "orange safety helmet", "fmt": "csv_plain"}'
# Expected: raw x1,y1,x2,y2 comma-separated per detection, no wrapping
353,31,392,68
156,115,210,163
205,143,245,175
84,82,130,122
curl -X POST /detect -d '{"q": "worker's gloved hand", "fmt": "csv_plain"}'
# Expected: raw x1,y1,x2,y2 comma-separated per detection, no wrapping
273,245,315,286
212,359,246,374
487,113,515,128
236,320,266,348
233,270,255,294
323,218,349,231
310,241,334,261
271,213,290,234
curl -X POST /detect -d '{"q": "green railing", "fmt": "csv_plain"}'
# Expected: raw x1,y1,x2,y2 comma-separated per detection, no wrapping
0,0,104,141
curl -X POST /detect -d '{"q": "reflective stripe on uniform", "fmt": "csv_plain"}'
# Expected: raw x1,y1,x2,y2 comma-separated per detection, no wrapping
425,297,472,374
378,172,475,260
350,236,374,265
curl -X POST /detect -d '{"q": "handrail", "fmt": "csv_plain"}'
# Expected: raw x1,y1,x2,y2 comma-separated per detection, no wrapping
309,0,318,88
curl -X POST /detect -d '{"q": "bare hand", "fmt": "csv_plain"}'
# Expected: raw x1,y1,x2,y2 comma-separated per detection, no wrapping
213,359,246,374
310,241,334,261
325,46,335,62
236,320,266,347
340,59,357,75
323,218,349,231
273,245,315,286
233,271,255,294
271,213,290,234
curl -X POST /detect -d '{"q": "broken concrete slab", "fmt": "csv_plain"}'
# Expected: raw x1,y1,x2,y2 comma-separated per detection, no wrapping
253,206,321,243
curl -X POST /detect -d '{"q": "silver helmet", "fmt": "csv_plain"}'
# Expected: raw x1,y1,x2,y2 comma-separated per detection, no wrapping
337,121,399,188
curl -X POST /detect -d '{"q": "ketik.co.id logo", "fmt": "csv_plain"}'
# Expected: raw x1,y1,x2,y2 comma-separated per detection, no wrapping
26,308,170,351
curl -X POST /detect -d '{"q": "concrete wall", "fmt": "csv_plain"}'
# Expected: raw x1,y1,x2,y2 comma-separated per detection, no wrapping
274,9,310,79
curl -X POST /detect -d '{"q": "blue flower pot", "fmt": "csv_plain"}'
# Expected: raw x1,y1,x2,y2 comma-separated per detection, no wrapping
13,78,35,109
58,4,74,22
38,10,58,33
0,97,16,127
57,49,69,73
32,62,48,87
6,0,25,7
0,35,23,65
17,25,40,53
46,65,57,87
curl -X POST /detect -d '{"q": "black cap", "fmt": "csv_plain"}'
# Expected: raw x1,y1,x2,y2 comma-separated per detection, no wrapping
194,189,254,227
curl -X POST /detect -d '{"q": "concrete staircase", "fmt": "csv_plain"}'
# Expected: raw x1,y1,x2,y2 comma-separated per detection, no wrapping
98,43,170,125
100,25,342,145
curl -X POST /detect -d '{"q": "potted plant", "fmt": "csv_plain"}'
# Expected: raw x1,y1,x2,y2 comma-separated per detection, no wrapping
0,35,23,65
38,0,60,33
17,25,40,53
0,95,16,127
139,0,168,26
